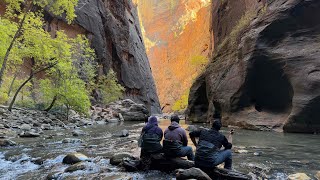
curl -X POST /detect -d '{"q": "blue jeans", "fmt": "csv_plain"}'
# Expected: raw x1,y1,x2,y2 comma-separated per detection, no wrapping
177,146,194,160
214,149,232,169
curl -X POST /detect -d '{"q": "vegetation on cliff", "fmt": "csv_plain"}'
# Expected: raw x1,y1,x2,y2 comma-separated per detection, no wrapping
0,0,124,114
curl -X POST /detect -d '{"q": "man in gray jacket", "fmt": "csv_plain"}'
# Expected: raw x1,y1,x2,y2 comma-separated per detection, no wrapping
163,115,194,160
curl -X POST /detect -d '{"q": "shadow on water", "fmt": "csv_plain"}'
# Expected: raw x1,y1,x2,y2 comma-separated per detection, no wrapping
0,120,319,179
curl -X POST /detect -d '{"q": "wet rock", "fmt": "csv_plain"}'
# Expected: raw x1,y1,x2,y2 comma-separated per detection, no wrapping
31,157,44,165
62,138,83,143
113,129,129,137
107,118,119,123
41,124,52,130
176,167,212,180
19,131,40,138
46,171,63,180
63,153,89,165
235,149,249,154
315,171,320,180
72,130,87,137
118,113,124,121
0,139,16,147
0,124,5,129
110,153,135,165
253,152,262,156
65,162,86,172
20,124,32,131
288,173,311,180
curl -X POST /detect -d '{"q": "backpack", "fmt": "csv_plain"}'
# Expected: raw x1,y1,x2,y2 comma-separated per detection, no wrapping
141,133,162,153
195,140,217,165
163,139,182,156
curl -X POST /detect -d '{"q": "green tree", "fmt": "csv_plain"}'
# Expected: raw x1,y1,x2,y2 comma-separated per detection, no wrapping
96,70,125,104
172,89,189,111
0,0,79,88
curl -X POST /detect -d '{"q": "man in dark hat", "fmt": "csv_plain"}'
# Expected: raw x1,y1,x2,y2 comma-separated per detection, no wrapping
189,114,233,169
163,115,194,160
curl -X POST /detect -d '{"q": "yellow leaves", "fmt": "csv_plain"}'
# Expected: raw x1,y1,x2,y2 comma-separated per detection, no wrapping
172,89,190,111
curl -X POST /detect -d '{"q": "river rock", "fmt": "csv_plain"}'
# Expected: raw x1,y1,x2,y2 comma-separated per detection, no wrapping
315,171,320,180
107,118,119,123
113,129,129,137
0,139,16,147
110,153,135,165
20,124,32,131
62,138,83,144
41,124,52,130
235,149,249,154
31,157,44,165
72,130,87,137
0,124,5,129
19,131,40,137
46,171,63,180
65,162,86,172
63,153,89,165
176,168,212,180
186,125,198,132
288,173,311,180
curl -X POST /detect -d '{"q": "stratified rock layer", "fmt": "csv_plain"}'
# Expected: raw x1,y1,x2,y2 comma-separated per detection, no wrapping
187,0,320,133
45,0,161,114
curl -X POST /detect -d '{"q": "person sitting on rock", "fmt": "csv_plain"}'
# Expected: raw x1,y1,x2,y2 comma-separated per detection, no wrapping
163,115,194,160
140,116,163,157
189,113,233,170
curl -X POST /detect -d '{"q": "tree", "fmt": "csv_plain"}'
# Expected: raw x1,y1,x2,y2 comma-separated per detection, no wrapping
39,35,96,114
172,89,189,112
95,70,125,105
0,0,79,88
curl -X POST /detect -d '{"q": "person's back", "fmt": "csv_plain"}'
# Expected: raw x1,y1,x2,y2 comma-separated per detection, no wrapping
190,118,233,169
163,115,194,160
140,116,163,156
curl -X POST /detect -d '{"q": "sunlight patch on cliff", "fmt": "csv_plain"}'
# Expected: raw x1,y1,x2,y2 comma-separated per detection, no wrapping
172,0,211,36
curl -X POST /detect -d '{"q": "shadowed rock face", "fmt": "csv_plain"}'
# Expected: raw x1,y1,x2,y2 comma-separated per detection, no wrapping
186,0,320,133
45,0,161,114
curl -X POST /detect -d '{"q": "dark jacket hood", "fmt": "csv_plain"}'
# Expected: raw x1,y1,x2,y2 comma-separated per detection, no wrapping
168,121,180,130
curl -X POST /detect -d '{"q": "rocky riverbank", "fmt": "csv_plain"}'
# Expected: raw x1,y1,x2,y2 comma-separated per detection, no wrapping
0,99,149,141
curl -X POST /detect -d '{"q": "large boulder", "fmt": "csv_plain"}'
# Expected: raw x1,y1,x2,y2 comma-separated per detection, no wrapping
62,153,89,165
176,168,212,180
186,0,320,133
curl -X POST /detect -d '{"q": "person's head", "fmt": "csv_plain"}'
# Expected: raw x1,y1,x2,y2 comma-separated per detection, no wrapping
212,119,222,131
170,115,180,123
148,116,158,125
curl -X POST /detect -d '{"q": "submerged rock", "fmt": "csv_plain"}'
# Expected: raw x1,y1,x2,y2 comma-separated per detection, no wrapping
113,129,129,137
72,130,87,137
46,171,63,180
0,139,16,147
65,162,86,172
62,138,83,143
288,173,311,180
176,168,212,180
63,153,89,165
110,153,135,166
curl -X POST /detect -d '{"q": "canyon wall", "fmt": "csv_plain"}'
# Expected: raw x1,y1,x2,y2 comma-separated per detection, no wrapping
134,0,212,111
1,0,161,113
186,0,320,133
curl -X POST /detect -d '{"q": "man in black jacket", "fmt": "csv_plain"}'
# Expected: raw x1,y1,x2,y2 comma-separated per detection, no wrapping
190,115,233,169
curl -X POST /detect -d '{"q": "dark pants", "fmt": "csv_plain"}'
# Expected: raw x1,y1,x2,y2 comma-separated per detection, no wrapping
214,149,232,169
176,146,195,161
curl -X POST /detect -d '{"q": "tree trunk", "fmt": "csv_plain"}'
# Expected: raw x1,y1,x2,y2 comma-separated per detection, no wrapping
8,75,33,111
8,62,57,111
0,3,32,88
44,95,57,111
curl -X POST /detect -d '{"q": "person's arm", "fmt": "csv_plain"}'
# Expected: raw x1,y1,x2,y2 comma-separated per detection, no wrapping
182,130,188,146
222,135,232,149
189,130,201,147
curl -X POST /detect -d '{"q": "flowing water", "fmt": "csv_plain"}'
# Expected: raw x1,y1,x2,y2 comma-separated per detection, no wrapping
0,120,319,179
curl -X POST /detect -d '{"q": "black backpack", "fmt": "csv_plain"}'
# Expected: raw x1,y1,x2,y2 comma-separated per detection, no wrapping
195,140,217,164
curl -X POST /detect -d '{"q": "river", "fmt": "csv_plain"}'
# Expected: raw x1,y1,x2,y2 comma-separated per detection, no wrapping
0,120,319,179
